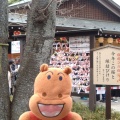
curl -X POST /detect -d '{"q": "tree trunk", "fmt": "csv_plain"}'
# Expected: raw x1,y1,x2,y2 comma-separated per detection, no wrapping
0,0,10,120
11,0,56,119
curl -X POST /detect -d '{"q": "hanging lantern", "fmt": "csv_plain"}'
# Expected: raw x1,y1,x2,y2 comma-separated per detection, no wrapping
107,37,113,44
98,37,104,43
13,31,21,36
60,37,67,43
116,38,120,44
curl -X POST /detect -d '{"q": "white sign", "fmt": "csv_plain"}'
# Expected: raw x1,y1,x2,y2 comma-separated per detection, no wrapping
69,36,90,52
11,41,20,53
93,45,120,85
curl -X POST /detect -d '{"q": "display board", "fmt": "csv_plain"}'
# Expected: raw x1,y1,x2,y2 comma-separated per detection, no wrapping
50,36,90,93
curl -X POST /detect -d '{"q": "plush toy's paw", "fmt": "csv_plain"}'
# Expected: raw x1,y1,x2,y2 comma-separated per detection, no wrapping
19,111,30,120
71,112,82,120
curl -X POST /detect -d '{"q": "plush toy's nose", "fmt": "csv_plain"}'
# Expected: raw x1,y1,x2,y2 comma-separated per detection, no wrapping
42,92,47,97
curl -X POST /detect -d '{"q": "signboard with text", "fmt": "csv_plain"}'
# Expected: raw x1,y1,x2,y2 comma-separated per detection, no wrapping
11,41,20,54
69,36,90,52
93,45,120,85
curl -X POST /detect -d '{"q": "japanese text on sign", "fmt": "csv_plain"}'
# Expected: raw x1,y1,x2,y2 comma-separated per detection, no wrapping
93,46,120,85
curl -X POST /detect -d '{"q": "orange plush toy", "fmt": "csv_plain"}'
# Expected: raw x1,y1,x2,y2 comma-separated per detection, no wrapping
19,64,82,120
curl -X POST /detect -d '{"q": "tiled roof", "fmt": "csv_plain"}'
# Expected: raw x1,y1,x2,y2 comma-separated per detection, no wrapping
56,17,120,32
8,12,120,32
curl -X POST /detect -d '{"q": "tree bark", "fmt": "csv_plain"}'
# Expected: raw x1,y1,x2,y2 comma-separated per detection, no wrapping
11,0,56,120
0,0,10,120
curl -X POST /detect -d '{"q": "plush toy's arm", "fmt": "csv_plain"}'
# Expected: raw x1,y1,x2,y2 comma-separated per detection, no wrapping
19,111,30,120
71,112,82,120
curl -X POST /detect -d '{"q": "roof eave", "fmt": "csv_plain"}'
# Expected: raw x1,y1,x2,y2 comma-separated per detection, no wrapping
8,1,31,10
97,0,120,17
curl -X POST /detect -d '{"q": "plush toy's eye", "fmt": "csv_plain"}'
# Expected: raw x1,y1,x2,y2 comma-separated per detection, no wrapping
59,76,63,81
47,75,51,80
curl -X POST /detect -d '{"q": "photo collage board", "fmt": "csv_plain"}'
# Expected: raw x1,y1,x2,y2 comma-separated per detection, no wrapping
50,36,90,93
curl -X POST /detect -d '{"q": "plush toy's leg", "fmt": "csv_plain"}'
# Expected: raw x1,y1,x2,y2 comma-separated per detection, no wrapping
71,112,82,120
19,111,30,120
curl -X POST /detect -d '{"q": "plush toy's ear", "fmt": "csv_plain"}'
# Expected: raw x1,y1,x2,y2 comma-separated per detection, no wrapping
40,64,48,72
64,66,72,75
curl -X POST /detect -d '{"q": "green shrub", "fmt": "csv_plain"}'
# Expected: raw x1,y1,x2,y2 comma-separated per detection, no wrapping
72,102,120,120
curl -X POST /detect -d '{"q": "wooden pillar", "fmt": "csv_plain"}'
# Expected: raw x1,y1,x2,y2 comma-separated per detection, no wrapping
106,85,111,119
89,35,96,111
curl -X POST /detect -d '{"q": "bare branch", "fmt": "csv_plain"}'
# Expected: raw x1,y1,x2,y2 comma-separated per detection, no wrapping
43,0,55,11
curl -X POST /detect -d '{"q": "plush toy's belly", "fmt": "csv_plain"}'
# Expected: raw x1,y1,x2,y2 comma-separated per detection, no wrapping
30,111,72,120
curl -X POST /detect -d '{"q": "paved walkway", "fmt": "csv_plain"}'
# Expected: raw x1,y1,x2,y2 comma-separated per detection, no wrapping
72,96,120,112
